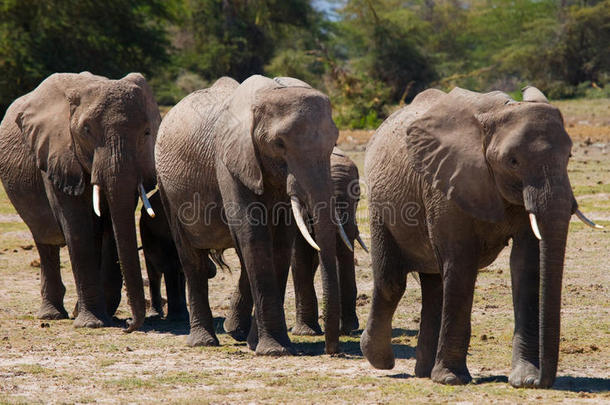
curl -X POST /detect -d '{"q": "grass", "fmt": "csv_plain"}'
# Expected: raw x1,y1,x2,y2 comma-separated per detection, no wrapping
0,99,609,403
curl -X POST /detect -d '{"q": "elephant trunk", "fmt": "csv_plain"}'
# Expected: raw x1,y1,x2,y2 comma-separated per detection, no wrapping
524,177,572,388
94,147,146,332
287,164,340,354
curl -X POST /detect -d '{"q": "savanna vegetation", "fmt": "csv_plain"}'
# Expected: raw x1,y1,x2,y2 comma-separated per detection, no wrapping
1,0,609,128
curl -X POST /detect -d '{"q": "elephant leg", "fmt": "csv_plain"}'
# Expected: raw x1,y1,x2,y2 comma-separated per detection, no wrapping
361,224,407,369
44,185,109,328
224,257,253,342
164,257,189,322
101,224,122,318
415,272,442,377
508,229,540,388
291,234,322,336
36,242,68,320
174,232,218,347
144,253,164,318
338,236,358,335
246,211,295,354
430,255,478,385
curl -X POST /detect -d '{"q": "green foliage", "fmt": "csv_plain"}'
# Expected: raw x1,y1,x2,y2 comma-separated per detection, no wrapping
0,0,608,126
0,0,175,112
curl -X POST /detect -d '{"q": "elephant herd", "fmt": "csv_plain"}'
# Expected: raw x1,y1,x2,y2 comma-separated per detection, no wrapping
0,72,602,389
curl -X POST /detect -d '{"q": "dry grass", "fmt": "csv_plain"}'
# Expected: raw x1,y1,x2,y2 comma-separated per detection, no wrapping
0,99,609,404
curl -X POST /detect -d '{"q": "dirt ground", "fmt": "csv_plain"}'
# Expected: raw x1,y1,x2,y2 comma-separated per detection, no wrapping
1,99,609,404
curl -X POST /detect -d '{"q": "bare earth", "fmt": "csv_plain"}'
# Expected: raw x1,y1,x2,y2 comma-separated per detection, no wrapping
1,99,609,404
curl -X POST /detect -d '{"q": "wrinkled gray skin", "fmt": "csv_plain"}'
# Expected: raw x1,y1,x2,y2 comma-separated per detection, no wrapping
155,75,340,355
224,147,362,339
362,87,576,388
0,72,159,331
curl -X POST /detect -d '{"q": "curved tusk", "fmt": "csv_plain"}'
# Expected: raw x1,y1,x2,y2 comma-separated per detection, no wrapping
335,212,353,252
139,184,155,218
291,196,320,251
529,213,542,240
355,233,369,253
93,185,101,217
575,209,604,229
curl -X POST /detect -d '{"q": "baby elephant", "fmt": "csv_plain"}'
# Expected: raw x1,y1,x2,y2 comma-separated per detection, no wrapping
139,191,216,321
224,147,368,339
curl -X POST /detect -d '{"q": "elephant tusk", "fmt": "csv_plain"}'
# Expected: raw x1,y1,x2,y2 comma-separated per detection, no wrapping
575,209,604,229
529,213,542,240
356,233,369,253
93,185,102,217
139,184,155,218
336,212,353,252
291,196,320,251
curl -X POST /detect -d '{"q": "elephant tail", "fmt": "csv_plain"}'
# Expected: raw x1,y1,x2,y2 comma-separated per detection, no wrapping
210,249,231,272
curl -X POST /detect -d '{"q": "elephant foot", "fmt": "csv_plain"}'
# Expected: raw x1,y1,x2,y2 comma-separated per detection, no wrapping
414,358,436,378
186,326,219,347
255,335,295,356
360,329,394,369
37,301,69,320
73,308,110,328
166,309,189,323
431,363,472,385
509,360,541,388
224,314,251,342
292,321,323,336
340,316,359,336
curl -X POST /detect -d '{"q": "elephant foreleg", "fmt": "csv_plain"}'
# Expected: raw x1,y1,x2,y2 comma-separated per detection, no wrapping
291,234,323,336
36,242,68,320
101,223,122,318
144,253,164,318
430,249,478,385
415,272,442,377
44,183,109,328
337,235,358,335
508,228,541,388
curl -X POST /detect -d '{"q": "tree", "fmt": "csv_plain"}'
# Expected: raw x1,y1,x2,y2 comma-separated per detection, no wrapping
0,0,174,113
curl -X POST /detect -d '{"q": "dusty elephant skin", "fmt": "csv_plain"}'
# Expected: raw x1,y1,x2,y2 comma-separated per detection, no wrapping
155,75,341,355
224,147,364,339
0,72,160,331
361,86,600,388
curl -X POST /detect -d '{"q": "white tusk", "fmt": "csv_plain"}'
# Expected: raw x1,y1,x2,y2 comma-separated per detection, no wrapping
356,233,369,253
291,196,320,251
139,184,155,218
575,209,604,229
93,185,101,217
336,212,353,252
529,213,542,240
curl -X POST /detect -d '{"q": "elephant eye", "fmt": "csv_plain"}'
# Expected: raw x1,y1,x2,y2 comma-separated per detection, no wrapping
144,129,151,137
508,157,519,168
84,124,90,134
274,139,285,150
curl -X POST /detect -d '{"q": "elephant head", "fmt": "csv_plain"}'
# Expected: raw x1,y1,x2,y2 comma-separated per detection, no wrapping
406,86,601,387
15,72,160,331
216,75,342,351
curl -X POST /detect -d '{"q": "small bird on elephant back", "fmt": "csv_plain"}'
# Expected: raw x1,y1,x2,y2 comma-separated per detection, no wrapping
360,85,603,388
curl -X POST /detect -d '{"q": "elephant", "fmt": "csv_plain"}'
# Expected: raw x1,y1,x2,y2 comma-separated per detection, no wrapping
224,146,368,339
0,72,160,331
360,86,602,388
155,75,345,355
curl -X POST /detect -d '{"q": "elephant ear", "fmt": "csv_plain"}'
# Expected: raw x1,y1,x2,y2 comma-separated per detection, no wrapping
15,76,85,195
217,77,276,195
406,91,505,223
